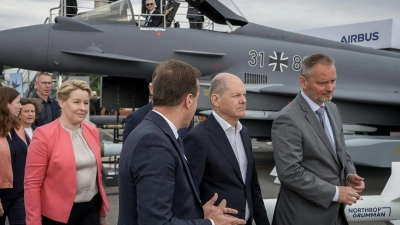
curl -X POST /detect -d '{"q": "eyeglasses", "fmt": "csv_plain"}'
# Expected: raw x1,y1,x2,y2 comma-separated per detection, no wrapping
39,82,52,86
146,3,154,6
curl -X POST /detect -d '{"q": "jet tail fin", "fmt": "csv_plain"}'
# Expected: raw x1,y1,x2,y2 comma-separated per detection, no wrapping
381,162,400,197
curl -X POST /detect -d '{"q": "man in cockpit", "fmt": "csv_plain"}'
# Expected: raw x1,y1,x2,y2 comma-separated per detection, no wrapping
143,0,163,27
141,0,165,14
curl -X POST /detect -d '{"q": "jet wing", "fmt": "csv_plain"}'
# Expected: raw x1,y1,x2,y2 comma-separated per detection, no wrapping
61,50,159,64
258,85,400,106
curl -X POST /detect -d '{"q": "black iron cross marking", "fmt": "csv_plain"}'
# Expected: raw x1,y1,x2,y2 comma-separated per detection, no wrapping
269,52,288,72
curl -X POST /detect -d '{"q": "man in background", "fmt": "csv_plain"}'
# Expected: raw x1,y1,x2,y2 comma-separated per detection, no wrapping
33,72,60,127
143,0,163,27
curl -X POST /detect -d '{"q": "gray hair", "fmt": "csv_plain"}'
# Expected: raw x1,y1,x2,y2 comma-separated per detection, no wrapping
301,54,335,78
209,75,228,96
36,72,51,81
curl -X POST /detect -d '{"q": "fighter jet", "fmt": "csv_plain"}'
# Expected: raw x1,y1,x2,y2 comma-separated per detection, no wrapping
0,0,399,140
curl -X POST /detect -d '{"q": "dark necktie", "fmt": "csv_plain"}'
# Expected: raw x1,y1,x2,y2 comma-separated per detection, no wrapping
315,106,335,149
177,136,199,195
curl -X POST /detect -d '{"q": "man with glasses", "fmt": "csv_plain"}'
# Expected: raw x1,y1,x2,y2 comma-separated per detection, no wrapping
141,0,165,14
143,0,162,27
33,72,60,127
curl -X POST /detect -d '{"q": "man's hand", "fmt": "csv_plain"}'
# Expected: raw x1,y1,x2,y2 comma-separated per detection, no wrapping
203,193,239,219
0,201,4,217
337,186,362,206
347,174,365,193
204,194,246,225
100,217,108,225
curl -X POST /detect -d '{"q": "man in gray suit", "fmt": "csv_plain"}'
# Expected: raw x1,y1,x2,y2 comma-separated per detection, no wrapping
271,53,365,225
118,59,246,225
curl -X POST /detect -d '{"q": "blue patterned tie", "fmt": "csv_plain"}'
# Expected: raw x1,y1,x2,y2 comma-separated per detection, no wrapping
177,136,200,195
316,107,335,149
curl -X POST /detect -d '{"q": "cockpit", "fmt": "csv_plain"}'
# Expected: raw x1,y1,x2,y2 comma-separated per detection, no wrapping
65,0,248,32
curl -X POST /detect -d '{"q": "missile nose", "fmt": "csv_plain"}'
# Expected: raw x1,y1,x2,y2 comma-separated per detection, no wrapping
0,24,50,70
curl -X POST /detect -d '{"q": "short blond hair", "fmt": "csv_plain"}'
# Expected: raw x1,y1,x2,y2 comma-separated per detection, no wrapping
57,80,91,101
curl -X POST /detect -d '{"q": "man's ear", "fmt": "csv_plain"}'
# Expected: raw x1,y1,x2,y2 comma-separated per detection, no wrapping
210,94,219,107
300,76,307,90
184,94,192,109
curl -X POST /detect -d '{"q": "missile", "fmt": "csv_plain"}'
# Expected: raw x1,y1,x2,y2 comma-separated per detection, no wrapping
101,141,122,157
264,162,400,224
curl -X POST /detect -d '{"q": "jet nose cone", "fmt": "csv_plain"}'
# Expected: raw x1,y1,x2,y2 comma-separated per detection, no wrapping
0,24,50,70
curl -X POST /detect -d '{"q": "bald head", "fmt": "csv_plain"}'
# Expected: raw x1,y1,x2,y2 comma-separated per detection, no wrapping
210,73,242,96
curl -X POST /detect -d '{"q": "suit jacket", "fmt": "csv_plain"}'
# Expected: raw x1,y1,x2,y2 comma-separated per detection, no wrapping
33,95,61,127
144,9,163,27
118,111,211,225
122,101,193,143
25,120,110,225
183,114,269,224
122,101,153,142
187,7,203,20
271,93,356,225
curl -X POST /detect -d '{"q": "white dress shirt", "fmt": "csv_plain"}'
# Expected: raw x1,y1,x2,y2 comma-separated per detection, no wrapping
212,111,250,220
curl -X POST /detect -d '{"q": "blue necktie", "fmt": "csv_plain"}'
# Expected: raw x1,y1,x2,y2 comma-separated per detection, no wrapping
177,136,199,195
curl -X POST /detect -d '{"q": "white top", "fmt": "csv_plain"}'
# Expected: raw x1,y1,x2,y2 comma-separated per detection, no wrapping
212,111,250,220
63,126,98,203
24,127,33,141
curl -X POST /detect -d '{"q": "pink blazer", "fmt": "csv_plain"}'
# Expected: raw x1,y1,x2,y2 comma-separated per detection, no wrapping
24,119,110,225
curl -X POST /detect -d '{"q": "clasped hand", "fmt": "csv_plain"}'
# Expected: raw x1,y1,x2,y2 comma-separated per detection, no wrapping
338,174,365,206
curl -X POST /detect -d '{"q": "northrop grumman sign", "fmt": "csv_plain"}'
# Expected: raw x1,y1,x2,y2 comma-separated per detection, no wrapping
298,19,400,50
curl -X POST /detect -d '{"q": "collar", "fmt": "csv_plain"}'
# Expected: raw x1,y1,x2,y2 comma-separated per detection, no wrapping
152,110,179,139
212,111,242,132
301,90,325,112
149,9,155,14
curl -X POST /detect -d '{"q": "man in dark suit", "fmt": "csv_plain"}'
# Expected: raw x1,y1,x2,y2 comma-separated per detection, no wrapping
183,73,269,225
122,73,193,143
143,0,163,27
271,54,365,225
118,60,246,225
141,0,165,14
187,5,204,29
33,72,60,127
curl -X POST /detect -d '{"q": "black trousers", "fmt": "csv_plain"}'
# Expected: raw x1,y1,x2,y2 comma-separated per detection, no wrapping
0,195,26,225
42,194,101,225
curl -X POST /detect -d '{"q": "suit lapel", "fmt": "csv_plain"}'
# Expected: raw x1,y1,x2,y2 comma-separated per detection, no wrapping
146,111,202,204
297,94,339,165
206,115,243,183
240,130,252,185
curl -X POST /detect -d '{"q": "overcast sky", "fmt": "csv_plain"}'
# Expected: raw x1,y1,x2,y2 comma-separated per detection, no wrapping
1,0,399,31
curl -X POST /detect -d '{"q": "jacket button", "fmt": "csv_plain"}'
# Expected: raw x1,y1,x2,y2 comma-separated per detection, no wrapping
242,209,245,214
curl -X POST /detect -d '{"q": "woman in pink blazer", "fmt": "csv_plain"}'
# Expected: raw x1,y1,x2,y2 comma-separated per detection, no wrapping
25,80,110,225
